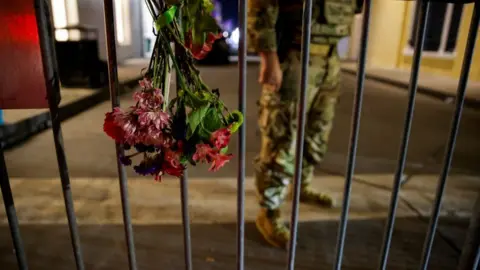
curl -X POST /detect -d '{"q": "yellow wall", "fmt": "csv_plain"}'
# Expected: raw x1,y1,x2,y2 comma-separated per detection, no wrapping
365,0,407,69
451,4,480,82
397,2,480,82
356,2,480,82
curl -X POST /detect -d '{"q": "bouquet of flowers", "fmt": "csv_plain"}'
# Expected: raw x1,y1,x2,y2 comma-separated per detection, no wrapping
103,0,243,181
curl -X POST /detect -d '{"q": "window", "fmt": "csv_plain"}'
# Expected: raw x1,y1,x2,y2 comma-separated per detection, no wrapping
114,0,131,45
407,2,463,56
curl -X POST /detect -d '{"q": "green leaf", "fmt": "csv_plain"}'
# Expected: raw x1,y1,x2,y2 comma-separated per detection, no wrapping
202,0,214,13
187,104,210,139
199,14,220,33
203,107,223,133
180,155,189,164
189,14,219,47
192,25,206,46
155,5,178,30
220,146,228,154
197,123,212,141
227,110,244,133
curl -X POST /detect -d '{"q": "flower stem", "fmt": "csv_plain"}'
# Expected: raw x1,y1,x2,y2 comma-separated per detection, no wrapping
163,48,172,110
160,31,188,92
152,48,159,87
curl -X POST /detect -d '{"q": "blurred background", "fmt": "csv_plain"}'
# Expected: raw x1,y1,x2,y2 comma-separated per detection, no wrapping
1,0,480,269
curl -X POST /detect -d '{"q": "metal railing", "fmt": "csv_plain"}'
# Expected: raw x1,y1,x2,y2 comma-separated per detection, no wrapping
1,0,479,270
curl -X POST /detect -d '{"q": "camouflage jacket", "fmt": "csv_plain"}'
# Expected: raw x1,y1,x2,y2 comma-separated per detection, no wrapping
248,0,364,53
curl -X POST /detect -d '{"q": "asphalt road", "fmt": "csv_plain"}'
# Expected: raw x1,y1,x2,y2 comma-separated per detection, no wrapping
4,65,480,179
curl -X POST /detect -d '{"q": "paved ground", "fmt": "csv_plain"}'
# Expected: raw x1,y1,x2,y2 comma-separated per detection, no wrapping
2,59,147,124
0,175,478,270
1,64,480,269
3,65,480,178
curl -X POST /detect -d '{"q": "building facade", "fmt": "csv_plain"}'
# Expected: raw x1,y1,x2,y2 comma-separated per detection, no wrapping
348,0,480,82
50,0,143,63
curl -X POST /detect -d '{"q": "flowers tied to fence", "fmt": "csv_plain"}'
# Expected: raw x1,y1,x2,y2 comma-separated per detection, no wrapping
103,0,243,181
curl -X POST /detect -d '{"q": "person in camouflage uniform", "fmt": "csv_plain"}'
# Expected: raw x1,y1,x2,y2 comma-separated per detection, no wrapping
248,0,363,248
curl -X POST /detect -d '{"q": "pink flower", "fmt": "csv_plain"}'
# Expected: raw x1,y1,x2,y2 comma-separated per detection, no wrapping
153,111,170,129
121,118,137,140
137,110,170,129
193,144,215,162
109,107,136,140
139,78,153,89
141,126,165,145
133,89,164,110
209,153,233,172
210,128,231,149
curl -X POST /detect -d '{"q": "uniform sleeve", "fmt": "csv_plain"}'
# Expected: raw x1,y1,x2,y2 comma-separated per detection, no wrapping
247,0,279,52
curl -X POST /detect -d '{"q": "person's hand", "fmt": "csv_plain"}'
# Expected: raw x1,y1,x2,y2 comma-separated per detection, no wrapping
259,51,282,91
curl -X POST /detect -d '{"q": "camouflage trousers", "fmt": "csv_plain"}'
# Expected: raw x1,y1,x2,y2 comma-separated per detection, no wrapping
255,46,340,210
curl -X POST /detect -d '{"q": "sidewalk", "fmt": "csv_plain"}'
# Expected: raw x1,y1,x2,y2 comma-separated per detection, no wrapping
0,174,477,269
341,62,480,109
0,58,148,149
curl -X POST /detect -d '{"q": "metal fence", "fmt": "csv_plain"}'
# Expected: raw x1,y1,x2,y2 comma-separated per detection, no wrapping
0,0,479,269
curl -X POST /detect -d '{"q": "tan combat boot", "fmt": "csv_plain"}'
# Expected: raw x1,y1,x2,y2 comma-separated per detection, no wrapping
300,186,335,208
256,208,290,249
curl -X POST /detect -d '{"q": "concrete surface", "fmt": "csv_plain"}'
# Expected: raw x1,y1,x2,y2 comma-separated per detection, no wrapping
2,59,148,125
1,63,479,269
0,175,478,270
4,65,480,177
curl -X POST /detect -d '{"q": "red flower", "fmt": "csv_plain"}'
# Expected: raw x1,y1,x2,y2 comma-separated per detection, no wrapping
162,148,184,177
154,173,163,182
103,112,125,143
209,152,233,172
193,143,215,162
185,31,223,60
210,127,231,149
176,140,184,152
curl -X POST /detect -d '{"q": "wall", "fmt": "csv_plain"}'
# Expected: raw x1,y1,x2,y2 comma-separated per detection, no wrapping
397,1,455,77
364,0,407,69
77,0,143,63
451,3,480,82
347,14,363,61
397,2,480,82
349,1,480,82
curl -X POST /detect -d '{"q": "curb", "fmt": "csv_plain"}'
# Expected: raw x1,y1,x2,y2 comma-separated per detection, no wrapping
342,68,480,110
0,78,141,150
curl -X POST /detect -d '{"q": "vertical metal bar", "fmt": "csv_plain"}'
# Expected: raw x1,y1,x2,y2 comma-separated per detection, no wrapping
457,194,480,270
103,1,138,269
180,172,193,270
47,61,86,270
175,9,193,270
378,1,430,269
286,0,313,269
333,1,372,269
236,0,247,268
0,146,28,270
420,3,480,269
35,0,85,268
